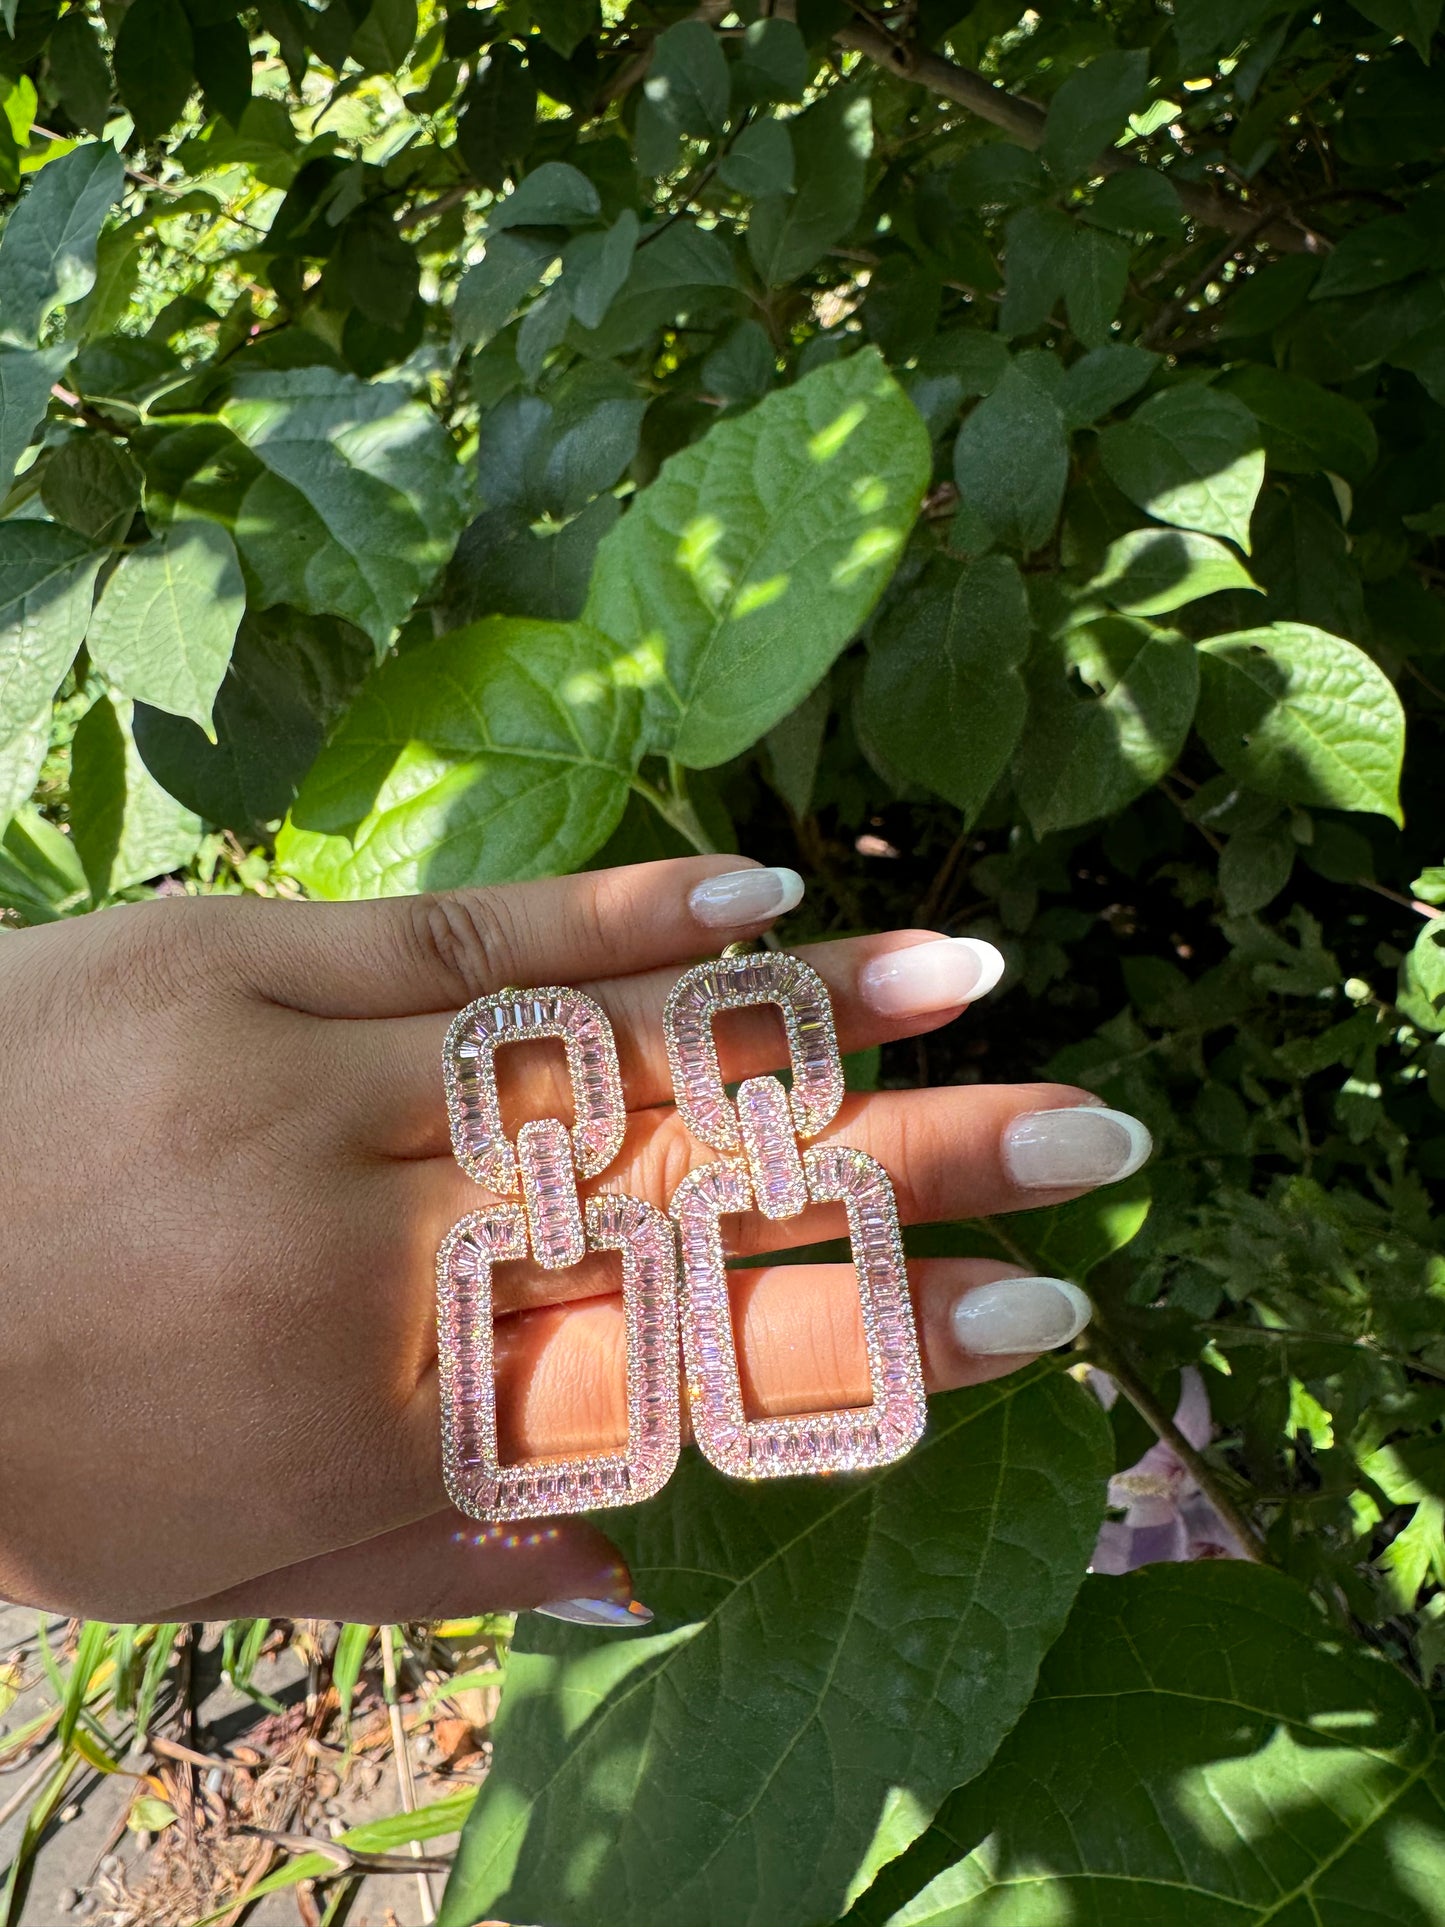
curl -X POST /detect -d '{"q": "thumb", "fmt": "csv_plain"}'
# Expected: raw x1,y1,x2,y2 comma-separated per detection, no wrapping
148,1511,649,1628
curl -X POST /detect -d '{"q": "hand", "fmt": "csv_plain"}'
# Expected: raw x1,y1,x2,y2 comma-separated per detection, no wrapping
0,858,1149,1622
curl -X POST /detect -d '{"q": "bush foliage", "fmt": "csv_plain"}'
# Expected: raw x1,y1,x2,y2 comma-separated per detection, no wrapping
2,0,1445,1919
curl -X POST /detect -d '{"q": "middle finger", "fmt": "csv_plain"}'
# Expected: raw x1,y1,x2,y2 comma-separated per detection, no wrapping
331,930,1007,1156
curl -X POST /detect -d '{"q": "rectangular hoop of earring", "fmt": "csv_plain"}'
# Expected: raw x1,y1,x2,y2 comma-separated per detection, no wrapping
665,951,927,1479
436,987,681,1521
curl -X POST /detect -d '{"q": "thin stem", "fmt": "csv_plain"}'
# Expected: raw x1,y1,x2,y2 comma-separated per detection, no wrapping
1080,1322,1269,1564
382,1627,434,1924
630,768,719,855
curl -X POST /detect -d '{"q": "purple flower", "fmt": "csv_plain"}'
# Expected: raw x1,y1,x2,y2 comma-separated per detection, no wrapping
1089,1366,1251,1573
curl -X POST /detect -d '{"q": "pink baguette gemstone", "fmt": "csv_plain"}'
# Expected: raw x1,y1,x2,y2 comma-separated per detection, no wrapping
436,1195,682,1521
517,1116,587,1269
672,1144,926,1480
737,1074,808,1219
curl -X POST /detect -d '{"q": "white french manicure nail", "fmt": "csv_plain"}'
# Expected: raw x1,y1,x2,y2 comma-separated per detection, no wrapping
952,1277,1092,1356
1002,1107,1152,1190
857,937,1005,1016
688,866,804,928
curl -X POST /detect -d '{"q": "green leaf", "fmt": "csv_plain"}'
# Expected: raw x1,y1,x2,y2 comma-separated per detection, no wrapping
46,13,112,135
858,554,1030,821
1059,343,1158,427
531,0,599,55
113,0,194,140
132,607,373,828
998,204,1072,337
1014,617,1200,835
1041,49,1149,184
636,19,730,174
439,1367,1111,1927
69,693,203,898
953,355,1068,555
192,16,252,126
1311,213,1434,302
1196,622,1406,823
733,17,809,105
455,234,559,350
1088,525,1260,616
0,708,51,826
438,497,620,628
717,116,794,198
560,210,640,330
1082,168,1184,237
1099,384,1265,552
748,89,871,287
1062,223,1129,348
0,139,125,348
0,521,104,763
277,618,643,897
763,680,829,816
349,0,418,74
40,434,142,546
1217,365,1378,483
856,1564,1445,1927
457,45,536,191
0,343,68,489
584,347,929,768
488,162,600,231
0,805,89,923
702,320,776,405
578,222,741,356
1407,921,1445,1027
87,522,245,736
219,367,467,647
1350,0,1442,57
1220,817,1296,913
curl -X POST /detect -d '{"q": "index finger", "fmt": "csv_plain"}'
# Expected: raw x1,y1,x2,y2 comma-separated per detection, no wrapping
239,856,804,1018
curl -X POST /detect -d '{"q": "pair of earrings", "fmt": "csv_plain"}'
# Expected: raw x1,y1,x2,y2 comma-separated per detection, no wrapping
434,949,927,1522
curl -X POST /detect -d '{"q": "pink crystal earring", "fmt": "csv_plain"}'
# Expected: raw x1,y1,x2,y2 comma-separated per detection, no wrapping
436,987,681,1521
665,950,927,1479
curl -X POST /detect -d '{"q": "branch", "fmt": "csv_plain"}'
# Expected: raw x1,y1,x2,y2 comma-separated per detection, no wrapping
1079,1323,1270,1564
831,15,1327,254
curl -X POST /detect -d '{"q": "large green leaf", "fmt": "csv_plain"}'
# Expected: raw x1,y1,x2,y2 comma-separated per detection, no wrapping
439,1367,1111,1927
277,618,642,897
86,522,245,733
0,139,124,347
0,522,105,761
0,804,89,922
748,89,872,287
133,606,373,828
1196,622,1406,823
858,554,1030,820
219,368,468,646
0,344,68,489
40,432,142,545
1217,365,1378,483
953,356,1068,555
853,1564,1445,1927
584,348,929,768
1013,616,1200,834
69,693,203,898
636,19,729,175
1087,525,1261,617
1041,49,1149,183
1099,385,1265,552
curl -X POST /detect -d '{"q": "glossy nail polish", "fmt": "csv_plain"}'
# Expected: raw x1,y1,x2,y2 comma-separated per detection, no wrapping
533,1597,655,1628
857,937,1005,1016
951,1277,1092,1356
1003,1107,1152,1190
688,867,805,929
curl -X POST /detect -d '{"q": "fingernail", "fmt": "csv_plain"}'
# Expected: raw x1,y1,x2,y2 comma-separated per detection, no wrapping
688,866,804,928
951,1277,1092,1356
533,1597,655,1628
858,937,1005,1016
1002,1106,1152,1190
